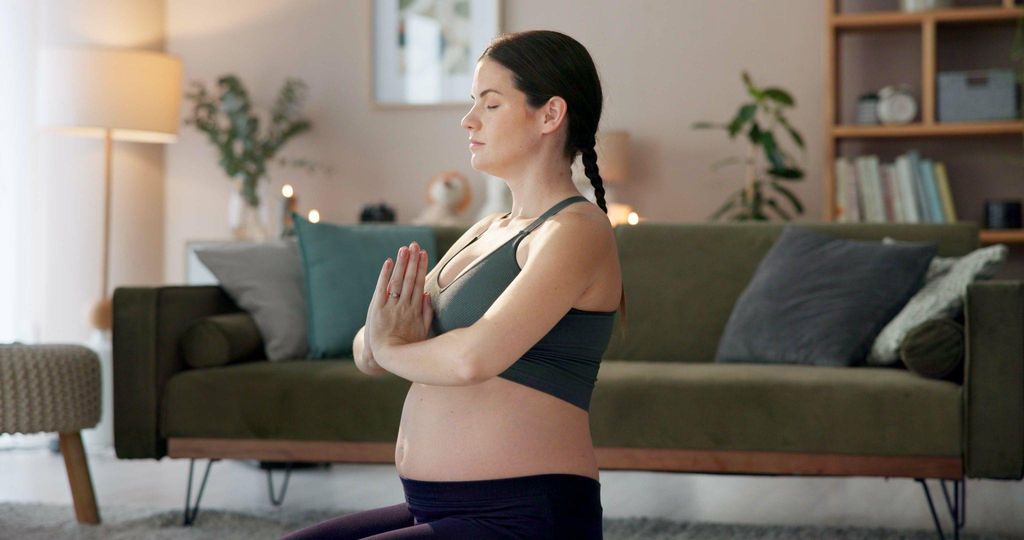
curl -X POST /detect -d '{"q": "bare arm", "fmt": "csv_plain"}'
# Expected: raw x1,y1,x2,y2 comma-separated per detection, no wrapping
353,326,388,376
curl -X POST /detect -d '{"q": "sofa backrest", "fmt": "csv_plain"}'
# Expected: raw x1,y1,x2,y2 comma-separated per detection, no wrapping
602,222,980,364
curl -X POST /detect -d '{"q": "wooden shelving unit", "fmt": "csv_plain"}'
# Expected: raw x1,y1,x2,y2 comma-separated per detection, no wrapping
824,0,1024,245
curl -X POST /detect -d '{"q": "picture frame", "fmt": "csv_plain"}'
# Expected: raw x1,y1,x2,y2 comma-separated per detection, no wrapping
371,0,502,109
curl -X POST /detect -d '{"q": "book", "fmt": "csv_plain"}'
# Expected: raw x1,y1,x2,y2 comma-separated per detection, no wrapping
880,163,904,223
919,158,946,223
905,151,933,223
894,155,921,223
934,161,958,223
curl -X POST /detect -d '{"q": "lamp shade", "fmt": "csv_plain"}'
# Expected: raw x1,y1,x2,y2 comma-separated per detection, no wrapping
595,130,630,184
37,47,182,143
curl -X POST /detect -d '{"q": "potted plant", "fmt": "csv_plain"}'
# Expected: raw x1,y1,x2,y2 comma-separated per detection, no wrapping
184,74,313,240
692,71,806,221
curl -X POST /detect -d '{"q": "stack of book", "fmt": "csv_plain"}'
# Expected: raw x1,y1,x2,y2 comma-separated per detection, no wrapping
834,150,958,224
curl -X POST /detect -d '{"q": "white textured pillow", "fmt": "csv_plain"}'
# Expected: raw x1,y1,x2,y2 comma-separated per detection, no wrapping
867,238,1008,365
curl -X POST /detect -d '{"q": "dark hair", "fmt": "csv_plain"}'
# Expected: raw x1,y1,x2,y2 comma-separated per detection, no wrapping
479,30,628,333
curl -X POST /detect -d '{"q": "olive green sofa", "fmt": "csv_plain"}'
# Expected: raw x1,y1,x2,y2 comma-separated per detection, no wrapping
113,222,1023,487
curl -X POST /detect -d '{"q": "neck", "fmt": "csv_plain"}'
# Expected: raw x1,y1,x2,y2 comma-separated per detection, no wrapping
499,159,581,224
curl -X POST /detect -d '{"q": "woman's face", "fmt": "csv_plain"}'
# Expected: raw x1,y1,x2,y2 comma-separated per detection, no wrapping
461,58,559,177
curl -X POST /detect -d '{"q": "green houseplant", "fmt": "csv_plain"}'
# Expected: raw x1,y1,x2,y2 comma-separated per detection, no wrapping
692,71,806,221
184,74,313,239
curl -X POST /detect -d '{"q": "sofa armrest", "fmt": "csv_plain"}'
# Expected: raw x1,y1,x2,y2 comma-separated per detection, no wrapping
112,285,243,460
964,280,1024,480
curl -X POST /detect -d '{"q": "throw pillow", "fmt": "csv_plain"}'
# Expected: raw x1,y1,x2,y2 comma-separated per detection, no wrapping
866,239,1007,365
293,213,437,359
195,239,309,361
714,225,936,367
899,317,964,383
181,312,264,369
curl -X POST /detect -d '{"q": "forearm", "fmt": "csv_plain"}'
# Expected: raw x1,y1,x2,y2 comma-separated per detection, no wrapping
374,328,476,386
353,326,388,376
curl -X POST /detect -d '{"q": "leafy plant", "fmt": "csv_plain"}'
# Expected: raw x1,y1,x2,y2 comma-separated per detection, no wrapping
184,75,313,207
692,71,806,221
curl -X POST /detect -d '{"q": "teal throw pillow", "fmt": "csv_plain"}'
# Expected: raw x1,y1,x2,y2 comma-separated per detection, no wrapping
293,213,438,359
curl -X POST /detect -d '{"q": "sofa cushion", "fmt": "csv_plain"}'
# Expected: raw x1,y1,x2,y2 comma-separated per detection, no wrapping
589,361,961,457
162,359,410,442
714,225,936,367
293,214,437,359
195,239,308,361
161,360,961,458
868,240,1007,365
900,318,964,383
604,222,978,364
181,312,264,368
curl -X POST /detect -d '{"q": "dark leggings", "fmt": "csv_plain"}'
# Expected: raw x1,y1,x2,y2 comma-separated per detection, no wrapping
280,473,603,539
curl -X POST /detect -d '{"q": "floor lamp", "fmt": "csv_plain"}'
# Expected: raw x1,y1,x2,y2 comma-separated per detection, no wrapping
37,47,182,331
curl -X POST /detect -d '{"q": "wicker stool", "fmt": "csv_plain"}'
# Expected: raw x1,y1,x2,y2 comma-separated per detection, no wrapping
0,344,102,524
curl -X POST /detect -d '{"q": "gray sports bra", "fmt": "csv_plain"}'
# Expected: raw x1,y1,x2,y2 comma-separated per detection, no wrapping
424,195,616,411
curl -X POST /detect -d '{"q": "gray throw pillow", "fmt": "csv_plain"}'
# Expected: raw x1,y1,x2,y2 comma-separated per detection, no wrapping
195,239,308,361
714,225,936,367
867,238,1008,365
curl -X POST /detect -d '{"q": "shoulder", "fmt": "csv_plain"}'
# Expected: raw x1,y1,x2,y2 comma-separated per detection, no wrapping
524,202,615,275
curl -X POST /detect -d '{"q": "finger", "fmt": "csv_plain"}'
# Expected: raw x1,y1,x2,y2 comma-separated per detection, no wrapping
388,246,408,300
375,257,392,309
410,249,427,311
402,245,421,306
422,291,433,333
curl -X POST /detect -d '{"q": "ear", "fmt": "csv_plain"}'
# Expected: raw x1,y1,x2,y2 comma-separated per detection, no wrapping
537,96,568,136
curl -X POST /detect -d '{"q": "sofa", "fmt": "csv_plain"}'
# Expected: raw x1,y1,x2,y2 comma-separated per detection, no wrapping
112,221,1023,511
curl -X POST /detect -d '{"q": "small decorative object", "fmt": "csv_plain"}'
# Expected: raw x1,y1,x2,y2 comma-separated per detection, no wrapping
938,69,1019,122
692,71,806,221
183,74,313,241
412,170,472,226
360,202,397,223
307,209,321,224
900,0,952,12
984,199,1023,229
876,85,918,124
856,92,879,124
280,184,298,238
372,0,501,107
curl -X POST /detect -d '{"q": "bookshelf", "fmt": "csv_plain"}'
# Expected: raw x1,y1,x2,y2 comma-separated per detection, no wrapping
824,0,1024,245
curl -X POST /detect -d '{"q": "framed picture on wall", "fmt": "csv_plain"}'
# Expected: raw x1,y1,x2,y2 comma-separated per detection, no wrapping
372,0,502,108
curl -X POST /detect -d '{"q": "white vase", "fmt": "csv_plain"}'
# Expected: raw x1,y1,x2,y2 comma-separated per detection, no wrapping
227,181,271,241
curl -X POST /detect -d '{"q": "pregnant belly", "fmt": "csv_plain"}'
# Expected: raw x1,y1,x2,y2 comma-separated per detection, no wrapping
395,378,599,482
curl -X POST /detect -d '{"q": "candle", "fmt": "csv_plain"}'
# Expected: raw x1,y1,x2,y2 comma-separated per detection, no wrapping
280,184,298,238
308,209,320,223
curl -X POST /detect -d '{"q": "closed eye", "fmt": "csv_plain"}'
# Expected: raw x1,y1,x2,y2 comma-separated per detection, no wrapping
487,105,498,110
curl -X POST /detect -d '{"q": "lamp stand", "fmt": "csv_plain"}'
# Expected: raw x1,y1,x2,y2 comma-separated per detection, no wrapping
88,129,113,332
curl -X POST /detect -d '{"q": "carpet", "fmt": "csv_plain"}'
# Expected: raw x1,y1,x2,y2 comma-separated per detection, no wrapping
0,502,1018,540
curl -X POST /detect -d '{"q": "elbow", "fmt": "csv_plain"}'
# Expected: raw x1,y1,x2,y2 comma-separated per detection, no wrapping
455,329,487,384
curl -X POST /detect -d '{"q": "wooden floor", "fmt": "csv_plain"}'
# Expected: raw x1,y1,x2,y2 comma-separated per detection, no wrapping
1,434,1023,536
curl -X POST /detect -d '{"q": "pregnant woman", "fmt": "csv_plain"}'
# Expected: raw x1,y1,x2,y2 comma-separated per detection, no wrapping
282,29,626,539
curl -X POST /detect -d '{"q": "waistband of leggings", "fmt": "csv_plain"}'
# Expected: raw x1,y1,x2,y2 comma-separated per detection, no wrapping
400,473,600,501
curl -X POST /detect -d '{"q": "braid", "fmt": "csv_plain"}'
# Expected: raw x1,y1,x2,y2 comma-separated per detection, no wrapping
579,139,607,214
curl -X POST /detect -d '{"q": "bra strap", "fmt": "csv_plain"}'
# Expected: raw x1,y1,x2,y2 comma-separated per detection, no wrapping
521,195,589,235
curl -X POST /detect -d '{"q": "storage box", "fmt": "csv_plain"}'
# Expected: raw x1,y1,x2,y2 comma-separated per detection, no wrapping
937,69,1019,122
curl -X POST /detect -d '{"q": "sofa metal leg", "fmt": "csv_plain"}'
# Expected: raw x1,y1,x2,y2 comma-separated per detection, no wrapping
916,478,966,540
266,462,293,506
183,458,217,526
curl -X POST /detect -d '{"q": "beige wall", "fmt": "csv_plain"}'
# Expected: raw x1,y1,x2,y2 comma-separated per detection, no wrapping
37,0,167,343
164,0,829,283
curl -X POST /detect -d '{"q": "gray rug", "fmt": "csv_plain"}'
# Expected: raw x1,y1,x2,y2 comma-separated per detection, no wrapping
0,502,1019,540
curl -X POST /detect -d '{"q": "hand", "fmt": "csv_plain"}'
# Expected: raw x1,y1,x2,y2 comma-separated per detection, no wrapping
366,241,434,356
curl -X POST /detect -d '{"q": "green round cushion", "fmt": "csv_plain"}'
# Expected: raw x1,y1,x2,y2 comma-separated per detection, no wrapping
899,318,964,381
182,312,264,368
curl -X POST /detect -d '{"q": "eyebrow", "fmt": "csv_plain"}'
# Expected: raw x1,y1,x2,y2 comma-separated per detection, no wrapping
470,89,502,100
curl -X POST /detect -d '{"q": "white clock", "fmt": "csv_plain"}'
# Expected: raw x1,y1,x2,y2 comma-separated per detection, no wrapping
876,85,917,124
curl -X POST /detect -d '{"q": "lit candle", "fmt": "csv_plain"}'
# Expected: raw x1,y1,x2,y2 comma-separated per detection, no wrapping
627,211,639,225
280,184,298,237
308,209,320,223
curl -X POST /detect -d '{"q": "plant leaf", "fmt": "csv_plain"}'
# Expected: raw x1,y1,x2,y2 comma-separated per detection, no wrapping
767,166,804,179
762,87,794,106
776,114,805,149
765,198,793,221
728,104,757,137
769,181,805,214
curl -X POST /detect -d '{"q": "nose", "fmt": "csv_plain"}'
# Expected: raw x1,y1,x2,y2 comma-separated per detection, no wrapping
461,108,479,132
